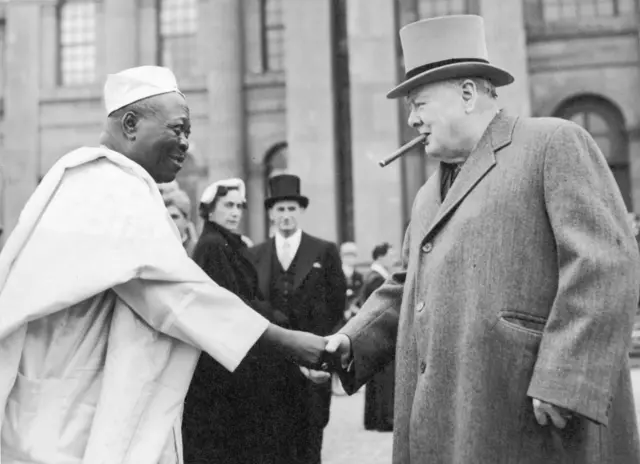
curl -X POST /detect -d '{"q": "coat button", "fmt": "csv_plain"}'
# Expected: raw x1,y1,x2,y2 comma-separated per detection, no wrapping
416,301,425,312
422,242,433,253
420,361,426,373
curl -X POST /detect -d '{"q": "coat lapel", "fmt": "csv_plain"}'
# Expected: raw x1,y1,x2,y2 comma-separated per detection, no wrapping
293,233,319,290
255,239,275,299
422,111,518,244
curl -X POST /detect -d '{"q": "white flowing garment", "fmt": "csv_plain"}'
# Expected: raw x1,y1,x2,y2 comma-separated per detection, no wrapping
0,147,269,464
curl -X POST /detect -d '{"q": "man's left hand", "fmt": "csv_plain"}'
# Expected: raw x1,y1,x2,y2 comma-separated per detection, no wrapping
299,366,332,384
532,398,573,429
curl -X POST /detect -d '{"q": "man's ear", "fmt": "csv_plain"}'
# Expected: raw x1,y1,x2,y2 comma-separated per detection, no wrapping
460,79,478,113
121,112,139,141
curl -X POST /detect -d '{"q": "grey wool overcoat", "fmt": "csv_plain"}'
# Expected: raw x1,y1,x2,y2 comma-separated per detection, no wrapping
341,111,640,464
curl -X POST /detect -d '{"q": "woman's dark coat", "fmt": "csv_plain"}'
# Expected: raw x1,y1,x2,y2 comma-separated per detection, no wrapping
182,221,287,464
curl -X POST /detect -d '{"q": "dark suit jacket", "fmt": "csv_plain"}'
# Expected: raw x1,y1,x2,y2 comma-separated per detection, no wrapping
251,232,347,336
250,232,347,428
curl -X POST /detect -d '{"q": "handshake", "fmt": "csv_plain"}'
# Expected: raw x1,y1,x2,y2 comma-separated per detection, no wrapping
261,324,351,384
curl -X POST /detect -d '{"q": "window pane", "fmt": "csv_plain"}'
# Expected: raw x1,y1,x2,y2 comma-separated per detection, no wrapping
159,0,198,76
542,0,624,21
161,35,198,77
59,1,97,86
263,0,285,72
618,0,637,13
587,112,608,134
418,0,469,18
570,112,585,125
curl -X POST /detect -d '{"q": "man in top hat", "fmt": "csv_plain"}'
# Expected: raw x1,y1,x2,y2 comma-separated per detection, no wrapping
251,174,347,464
315,15,640,464
0,66,328,464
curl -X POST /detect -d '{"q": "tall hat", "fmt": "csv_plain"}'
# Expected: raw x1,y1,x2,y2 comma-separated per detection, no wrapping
387,15,514,99
103,66,184,115
264,174,309,210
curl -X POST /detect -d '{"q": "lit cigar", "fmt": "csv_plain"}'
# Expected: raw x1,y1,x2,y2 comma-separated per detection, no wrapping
378,134,427,167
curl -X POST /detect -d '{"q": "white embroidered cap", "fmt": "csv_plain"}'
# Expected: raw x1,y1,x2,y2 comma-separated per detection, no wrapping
200,178,246,205
104,66,184,115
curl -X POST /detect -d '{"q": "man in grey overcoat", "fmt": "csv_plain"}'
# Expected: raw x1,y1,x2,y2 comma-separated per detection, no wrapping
313,15,640,464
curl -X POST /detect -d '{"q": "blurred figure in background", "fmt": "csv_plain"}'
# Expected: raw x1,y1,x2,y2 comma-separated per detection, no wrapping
159,181,197,255
333,241,364,395
361,242,396,432
340,241,364,322
183,178,292,464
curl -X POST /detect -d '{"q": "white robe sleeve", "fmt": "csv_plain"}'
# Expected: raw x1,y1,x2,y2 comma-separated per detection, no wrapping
113,276,269,373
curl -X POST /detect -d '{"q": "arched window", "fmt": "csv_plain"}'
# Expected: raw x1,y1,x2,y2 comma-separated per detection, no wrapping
418,0,472,17
539,0,636,22
554,96,632,209
58,0,97,86
158,0,198,77
261,0,285,72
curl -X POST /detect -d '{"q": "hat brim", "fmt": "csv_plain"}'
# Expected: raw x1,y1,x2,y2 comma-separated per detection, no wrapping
386,62,514,99
264,195,309,210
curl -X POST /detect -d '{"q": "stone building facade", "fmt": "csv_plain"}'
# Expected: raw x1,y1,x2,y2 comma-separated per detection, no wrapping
0,0,639,259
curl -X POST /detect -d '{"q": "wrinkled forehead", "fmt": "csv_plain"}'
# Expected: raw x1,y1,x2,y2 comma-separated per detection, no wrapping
152,92,190,120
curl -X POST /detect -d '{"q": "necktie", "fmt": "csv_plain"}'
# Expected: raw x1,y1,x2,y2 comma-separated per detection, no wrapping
280,240,293,270
440,163,462,201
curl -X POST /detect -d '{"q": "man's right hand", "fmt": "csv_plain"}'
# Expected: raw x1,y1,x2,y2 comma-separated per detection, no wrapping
324,333,352,369
261,323,327,369
300,333,352,384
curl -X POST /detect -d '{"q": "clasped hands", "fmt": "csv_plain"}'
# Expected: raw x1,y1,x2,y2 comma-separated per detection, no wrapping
297,334,352,384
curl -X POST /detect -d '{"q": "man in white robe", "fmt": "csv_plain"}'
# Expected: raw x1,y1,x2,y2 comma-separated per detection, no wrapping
0,66,326,464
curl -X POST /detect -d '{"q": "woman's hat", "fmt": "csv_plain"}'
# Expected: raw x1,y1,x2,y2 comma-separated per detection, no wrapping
387,15,514,99
264,174,309,210
200,178,246,205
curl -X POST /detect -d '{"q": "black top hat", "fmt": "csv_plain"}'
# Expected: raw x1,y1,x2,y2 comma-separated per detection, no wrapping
264,174,309,210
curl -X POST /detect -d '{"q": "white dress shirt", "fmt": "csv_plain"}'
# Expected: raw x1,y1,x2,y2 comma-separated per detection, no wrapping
275,228,302,270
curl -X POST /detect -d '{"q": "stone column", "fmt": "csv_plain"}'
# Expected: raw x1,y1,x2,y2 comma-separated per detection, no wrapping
198,0,245,181
347,0,404,255
283,0,339,241
479,0,531,116
103,0,138,73
1,1,42,244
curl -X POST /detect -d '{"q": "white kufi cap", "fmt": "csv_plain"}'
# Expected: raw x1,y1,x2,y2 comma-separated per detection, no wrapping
200,178,246,205
104,66,184,115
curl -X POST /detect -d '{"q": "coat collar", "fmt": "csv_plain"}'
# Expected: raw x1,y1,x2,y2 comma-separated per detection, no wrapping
422,110,518,244
292,233,321,290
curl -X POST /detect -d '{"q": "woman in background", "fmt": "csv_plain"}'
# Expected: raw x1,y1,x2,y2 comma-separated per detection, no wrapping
159,181,198,255
182,178,290,464
361,242,396,432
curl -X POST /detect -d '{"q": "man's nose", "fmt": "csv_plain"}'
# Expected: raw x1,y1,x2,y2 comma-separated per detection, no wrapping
178,136,189,153
408,108,421,129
